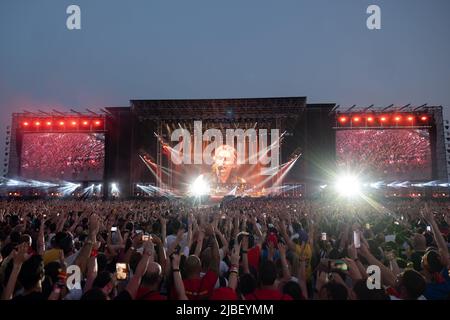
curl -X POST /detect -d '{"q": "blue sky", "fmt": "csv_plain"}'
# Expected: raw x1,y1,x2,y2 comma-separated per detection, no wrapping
1,0,450,169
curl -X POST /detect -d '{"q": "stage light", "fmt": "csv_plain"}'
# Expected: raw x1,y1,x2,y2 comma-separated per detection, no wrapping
420,116,428,121
380,116,387,122
189,174,210,196
58,182,81,196
46,121,52,126
334,174,361,197
352,117,360,123
111,183,120,196
35,121,41,126
71,121,77,126
339,116,347,124
82,120,89,126
23,121,29,127
367,116,374,123
59,121,65,126
407,116,414,122
394,116,402,122
94,120,101,126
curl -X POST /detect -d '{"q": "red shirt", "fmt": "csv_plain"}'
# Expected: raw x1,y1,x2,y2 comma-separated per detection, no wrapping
245,288,293,301
136,287,167,300
247,246,261,271
183,270,218,300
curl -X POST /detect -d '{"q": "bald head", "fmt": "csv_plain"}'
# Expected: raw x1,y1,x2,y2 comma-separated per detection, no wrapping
184,255,202,278
141,262,162,287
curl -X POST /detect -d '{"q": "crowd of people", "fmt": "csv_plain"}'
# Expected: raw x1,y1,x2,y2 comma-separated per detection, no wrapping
21,133,105,182
336,129,432,181
0,196,449,301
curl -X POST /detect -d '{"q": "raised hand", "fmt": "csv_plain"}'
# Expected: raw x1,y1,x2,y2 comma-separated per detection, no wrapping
278,242,287,257
230,242,241,266
11,243,31,266
171,252,181,269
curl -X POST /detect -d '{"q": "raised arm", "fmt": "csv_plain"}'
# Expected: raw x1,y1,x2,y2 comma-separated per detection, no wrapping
205,225,220,275
74,214,99,275
171,253,188,300
124,240,154,299
423,204,450,267
228,241,241,291
83,255,98,293
194,229,205,258
37,217,46,255
278,242,291,282
1,243,30,300
297,253,309,299
241,235,250,274
358,243,396,288
278,220,296,252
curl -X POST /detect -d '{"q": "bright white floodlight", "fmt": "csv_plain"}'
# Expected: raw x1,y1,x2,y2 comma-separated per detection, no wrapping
334,174,361,197
190,175,210,196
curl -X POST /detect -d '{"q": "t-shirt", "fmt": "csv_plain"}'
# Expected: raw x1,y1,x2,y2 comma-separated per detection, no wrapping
183,270,218,300
136,287,167,300
247,246,261,271
424,268,450,300
294,243,312,279
244,288,293,301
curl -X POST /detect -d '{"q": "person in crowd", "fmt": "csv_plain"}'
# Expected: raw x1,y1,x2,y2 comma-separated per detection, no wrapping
0,196,449,301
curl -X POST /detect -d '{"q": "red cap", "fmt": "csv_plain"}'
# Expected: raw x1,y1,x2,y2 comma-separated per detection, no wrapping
210,287,238,300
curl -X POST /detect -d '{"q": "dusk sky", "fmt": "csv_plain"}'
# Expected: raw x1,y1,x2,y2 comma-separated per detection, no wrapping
1,0,450,167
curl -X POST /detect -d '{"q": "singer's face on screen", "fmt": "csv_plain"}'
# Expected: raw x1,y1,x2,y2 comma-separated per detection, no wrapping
213,145,236,184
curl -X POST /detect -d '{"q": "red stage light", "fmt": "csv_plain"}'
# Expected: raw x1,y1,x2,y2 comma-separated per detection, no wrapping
367,116,374,122
420,116,428,121
23,121,29,126
353,117,360,122
380,116,387,122
46,121,52,126
59,121,65,126
35,121,41,126
407,116,414,121
94,120,102,126
394,116,401,122
82,120,89,126
339,116,347,123
71,121,77,126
